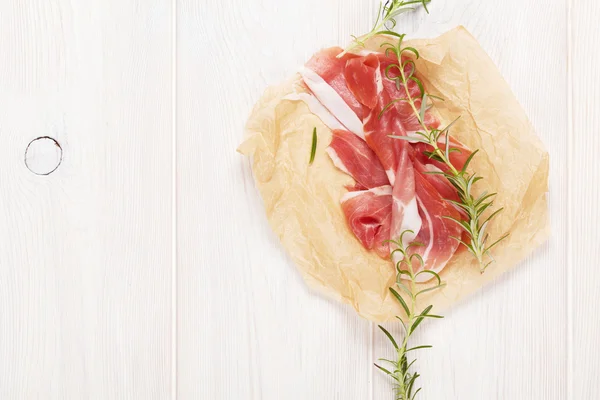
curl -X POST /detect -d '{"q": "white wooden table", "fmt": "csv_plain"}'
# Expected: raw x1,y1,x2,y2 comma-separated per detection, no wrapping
0,1,596,399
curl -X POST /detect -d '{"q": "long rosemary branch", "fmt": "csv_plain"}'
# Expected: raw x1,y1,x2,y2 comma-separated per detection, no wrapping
377,232,445,400
383,35,508,273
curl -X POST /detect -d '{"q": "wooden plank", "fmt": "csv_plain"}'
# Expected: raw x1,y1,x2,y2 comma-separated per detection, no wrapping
571,0,600,398
0,2,172,399
178,0,569,398
374,1,568,398
176,1,374,399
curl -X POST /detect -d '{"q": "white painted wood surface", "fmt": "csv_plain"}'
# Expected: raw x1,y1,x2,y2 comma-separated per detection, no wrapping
182,1,573,400
0,1,172,399
0,0,597,399
572,0,600,399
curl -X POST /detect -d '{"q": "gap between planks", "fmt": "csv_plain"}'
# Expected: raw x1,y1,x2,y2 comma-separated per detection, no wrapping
171,0,178,398
566,0,573,397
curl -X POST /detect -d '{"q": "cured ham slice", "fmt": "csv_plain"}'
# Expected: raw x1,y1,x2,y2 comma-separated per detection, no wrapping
413,135,472,172
376,53,441,133
326,129,389,190
390,141,422,254
305,47,365,119
344,54,381,109
300,46,470,274
411,154,460,203
345,54,405,185
340,186,393,259
409,170,463,281
302,48,365,138
301,67,365,139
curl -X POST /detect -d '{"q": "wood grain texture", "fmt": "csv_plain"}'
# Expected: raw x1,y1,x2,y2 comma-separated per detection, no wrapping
572,0,600,398
375,1,570,399
0,1,172,399
178,1,571,400
176,2,372,399
2,0,596,398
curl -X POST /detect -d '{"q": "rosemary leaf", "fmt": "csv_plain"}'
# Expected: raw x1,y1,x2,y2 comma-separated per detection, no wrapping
405,345,433,353
339,1,431,57
375,231,445,400
390,287,411,316
379,325,399,350
380,34,508,270
309,127,317,165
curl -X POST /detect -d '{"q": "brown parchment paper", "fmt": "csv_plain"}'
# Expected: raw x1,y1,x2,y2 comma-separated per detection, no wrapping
238,26,550,322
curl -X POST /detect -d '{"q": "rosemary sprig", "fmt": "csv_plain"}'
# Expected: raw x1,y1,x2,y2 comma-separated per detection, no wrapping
309,127,317,165
382,35,508,273
338,0,431,58
377,231,445,400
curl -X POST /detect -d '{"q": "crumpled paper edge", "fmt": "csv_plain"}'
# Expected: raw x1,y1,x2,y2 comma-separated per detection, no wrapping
238,26,550,322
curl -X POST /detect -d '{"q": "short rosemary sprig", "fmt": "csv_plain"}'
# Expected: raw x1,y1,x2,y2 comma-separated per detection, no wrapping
309,127,317,165
338,0,431,58
376,231,445,400
382,34,508,273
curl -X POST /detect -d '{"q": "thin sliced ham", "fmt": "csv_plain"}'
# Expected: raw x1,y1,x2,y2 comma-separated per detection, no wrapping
414,135,472,172
345,54,404,185
302,48,365,138
340,186,393,259
344,54,381,109
305,47,364,119
390,141,422,254
411,154,460,203
409,170,463,281
326,129,389,190
301,67,365,139
301,46,469,276
376,53,441,133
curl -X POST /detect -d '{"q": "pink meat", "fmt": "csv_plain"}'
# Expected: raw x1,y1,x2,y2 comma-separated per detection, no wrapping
408,171,463,280
344,54,380,109
305,47,366,120
411,152,460,203
301,47,469,271
345,54,404,185
390,141,422,253
326,129,390,190
413,135,472,172
340,186,393,259
376,53,441,132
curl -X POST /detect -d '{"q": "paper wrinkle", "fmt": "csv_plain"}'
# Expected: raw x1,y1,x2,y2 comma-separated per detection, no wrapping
238,26,550,322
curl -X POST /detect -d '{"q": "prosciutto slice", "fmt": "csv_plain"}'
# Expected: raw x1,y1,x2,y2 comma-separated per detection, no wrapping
376,53,441,133
413,135,472,172
300,46,469,277
409,170,463,281
326,129,389,190
340,186,393,259
411,154,460,203
345,54,404,185
302,48,365,138
390,141,422,255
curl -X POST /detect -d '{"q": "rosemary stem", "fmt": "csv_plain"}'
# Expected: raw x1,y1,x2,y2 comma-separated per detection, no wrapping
397,57,460,176
394,260,417,399
393,48,500,272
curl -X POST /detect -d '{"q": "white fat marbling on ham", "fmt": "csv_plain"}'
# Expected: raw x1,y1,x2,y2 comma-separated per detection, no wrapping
424,164,444,174
298,46,466,272
390,142,422,265
341,185,391,202
300,67,365,139
326,129,390,190
325,146,351,175
340,185,393,259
